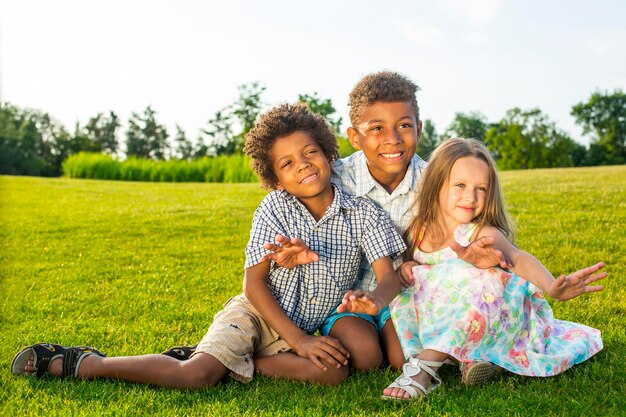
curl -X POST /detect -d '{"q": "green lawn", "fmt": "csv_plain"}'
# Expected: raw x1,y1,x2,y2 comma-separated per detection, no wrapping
1,166,625,417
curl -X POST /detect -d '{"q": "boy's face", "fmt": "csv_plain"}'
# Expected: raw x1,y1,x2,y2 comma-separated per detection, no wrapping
270,130,333,203
347,101,421,192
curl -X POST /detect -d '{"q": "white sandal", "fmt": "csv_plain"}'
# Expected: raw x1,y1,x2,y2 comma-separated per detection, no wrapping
382,356,444,400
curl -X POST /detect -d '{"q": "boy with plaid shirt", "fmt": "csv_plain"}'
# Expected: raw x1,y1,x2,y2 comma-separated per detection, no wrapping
12,103,406,388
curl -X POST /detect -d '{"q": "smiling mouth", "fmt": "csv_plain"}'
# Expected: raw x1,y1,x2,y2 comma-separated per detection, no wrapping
380,152,403,160
300,173,319,183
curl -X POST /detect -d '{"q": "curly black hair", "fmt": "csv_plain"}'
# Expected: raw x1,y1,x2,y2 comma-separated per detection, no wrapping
348,70,421,128
244,103,339,189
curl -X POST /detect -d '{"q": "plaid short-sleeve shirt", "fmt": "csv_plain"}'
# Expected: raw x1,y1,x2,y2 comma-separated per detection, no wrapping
331,152,428,291
245,185,406,334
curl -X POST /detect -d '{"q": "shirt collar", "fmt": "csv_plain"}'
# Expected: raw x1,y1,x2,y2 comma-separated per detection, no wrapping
280,184,354,221
354,152,419,197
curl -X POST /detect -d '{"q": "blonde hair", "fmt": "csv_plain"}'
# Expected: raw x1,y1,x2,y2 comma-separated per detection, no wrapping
405,138,514,258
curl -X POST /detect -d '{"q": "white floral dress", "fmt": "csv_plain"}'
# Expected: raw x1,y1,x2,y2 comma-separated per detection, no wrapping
390,223,603,376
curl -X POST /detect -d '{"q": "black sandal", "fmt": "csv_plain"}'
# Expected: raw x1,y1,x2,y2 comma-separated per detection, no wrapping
11,343,105,378
161,345,197,361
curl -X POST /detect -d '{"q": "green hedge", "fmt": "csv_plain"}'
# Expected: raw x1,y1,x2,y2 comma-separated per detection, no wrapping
62,152,258,183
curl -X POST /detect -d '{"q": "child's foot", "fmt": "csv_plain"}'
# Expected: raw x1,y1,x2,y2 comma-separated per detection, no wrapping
382,357,443,400
12,344,105,378
460,360,500,385
24,355,63,376
161,345,197,361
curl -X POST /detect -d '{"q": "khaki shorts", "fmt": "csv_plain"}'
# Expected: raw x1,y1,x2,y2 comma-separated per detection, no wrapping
191,294,291,382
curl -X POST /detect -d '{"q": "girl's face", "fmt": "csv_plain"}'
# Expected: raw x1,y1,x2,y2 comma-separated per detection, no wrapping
438,156,490,229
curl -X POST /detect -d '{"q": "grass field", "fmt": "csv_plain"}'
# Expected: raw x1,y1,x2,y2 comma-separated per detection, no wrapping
1,165,625,417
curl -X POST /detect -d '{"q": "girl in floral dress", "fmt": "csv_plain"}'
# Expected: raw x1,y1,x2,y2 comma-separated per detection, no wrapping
338,138,606,400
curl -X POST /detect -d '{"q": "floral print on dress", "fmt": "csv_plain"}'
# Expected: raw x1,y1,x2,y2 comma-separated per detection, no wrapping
390,223,602,376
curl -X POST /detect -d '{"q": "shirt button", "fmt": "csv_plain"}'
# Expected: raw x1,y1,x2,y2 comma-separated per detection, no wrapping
310,297,317,305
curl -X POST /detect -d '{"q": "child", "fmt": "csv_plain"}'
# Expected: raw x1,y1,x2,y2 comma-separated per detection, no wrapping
11,103,406,388
338,137,606,400
260,72,507,383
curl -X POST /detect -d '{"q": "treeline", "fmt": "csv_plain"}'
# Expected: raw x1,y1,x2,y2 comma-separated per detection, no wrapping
417,90,625,168
0,82,344,178
1,84,624,180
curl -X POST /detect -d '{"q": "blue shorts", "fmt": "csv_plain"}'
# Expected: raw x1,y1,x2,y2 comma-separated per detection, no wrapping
320,305,391,336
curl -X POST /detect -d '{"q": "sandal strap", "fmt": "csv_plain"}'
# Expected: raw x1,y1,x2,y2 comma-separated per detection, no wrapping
61,346,105,378
383,356,444,400
407,356,443,385
30,344,64,378
388,376,428,398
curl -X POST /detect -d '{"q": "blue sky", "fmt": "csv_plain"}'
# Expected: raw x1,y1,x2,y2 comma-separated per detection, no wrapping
1,0,624,146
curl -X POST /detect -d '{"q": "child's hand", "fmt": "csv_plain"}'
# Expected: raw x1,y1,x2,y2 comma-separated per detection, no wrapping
337,290,381,315
293,335,350,371
397,261,417,287
260,234,320,269
452,236,513,269
548,262,607,301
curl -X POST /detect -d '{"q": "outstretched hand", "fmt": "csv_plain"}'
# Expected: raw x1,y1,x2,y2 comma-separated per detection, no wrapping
548,262,607,301
452,236,512,269
337,290,382,316
260,235,320,269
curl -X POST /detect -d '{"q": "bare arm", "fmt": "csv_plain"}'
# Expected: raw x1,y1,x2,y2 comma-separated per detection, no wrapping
477,226,607,301
243,262,349,370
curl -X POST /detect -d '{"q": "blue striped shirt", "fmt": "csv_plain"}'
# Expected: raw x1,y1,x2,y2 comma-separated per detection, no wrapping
331,152,428,291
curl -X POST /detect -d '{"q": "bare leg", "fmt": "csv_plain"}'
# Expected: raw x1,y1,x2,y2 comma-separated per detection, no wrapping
25,352,229,389
328,316,382,371
380,320,405,370
255,352,348,386
384,349,449,399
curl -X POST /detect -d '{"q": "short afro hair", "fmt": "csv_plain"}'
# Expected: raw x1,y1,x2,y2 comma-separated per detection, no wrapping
244,103,339,190
348,70,421,128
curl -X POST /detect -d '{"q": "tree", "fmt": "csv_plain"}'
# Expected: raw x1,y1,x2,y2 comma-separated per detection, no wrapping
125,106,169,160
202,108,236,156
202,82,266,155
173,125,193,160
83,111,120,155
444,111,490,141
232,82,266,140
485,108,581,170
298,92,342,133
0,104,47,175
571,89,626,165
416,119,439,160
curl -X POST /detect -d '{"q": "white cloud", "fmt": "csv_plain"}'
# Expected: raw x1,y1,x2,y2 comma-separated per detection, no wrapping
441,0,506,26
393,19,445,48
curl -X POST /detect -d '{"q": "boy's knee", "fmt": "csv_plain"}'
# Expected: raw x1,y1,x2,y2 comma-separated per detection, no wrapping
349,344,383,371
180,354,228,389
329,317,383,371
319,364,349,386
387,355,406,371
339,332,383,370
